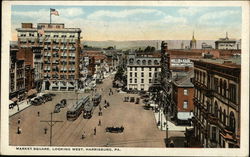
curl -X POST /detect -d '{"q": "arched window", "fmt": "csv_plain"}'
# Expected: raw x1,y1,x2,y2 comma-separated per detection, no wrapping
154,60,159,65
142,60,146,65
223,80,227,97
148,60,152,65
129,58,134,64
220,79,223,94
229,112,236,132
207,101,210,113
214,101,218,117
136,59,141,65
203,72,206,84
223,109,226,124
219,107,222,121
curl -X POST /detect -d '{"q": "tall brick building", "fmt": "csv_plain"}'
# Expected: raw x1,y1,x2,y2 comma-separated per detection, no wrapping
16,23,82,91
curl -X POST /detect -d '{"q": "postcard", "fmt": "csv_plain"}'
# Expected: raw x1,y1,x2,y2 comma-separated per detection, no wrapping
1,0,249,156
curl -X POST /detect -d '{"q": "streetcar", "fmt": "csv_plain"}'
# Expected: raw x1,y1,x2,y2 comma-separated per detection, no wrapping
92,93,102,106
66,95,90,121
83,102,94,119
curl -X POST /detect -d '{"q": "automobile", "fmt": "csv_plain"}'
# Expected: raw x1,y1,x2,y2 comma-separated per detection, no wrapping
135,98,140,104
31,99,39,105
55,103,61,108
34,98,43,105
60,99,67,108
48,93,56,97
130,97,135,102
105,126,124,133
54,106,61,113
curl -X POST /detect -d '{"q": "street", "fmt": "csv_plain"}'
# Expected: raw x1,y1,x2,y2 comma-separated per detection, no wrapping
9,74,184,147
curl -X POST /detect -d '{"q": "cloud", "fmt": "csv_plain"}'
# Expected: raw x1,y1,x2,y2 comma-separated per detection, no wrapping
12,8,84,19
163,15,187,24
178,7,202,16
198,10,241,22
57,8,84,17
87,8,164,19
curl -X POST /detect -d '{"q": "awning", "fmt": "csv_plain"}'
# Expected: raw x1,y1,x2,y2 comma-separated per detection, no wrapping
27,89,37,96
11,97,19,102
177,112,194,120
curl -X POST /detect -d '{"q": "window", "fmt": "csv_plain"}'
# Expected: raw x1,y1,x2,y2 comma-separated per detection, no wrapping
135,79,137,83
141,79,144,83
135,73,137,77
130,72,132,77
141,67,144,71
223,80,227,97
229,84,236,102
155,73,158,78
141,73,144,77
130,67,132,71
211,126,217,141
220,79,223,94
149,79,152,83
149,73,152,77
155,67,158,71
130,79,132,83
148,60,152,65
214,78,219,92
149,67,152,71
142,60,146,65
183,101,188,109
229,111,236,132
223,109,226,124
135,67,137,71
214,101,218,117
184,89,188,95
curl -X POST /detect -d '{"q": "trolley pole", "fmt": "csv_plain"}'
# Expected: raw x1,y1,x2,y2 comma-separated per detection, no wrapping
40,112,63,146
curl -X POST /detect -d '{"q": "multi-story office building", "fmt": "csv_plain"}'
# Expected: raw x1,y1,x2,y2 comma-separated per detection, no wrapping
192,57,241,148
9,45,25,103
16,23,81,91
215,32,240,50
126,52,161,91
32,46,43,92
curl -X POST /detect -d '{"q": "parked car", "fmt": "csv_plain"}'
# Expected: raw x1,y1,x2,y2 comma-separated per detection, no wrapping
105,126,124,133
135,98,140,104
60,99,67,108
54,106,61,113
48,93,56,97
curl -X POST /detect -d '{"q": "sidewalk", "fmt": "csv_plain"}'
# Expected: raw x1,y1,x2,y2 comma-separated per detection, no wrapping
9,100,32,117
154,109,193,131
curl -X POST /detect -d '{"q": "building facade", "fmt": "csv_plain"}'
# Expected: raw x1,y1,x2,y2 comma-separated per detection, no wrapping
172,72,194,125
126,52,161,91
9,46,26,102
192,58,241,148
215,32,239,50
16,23,82,91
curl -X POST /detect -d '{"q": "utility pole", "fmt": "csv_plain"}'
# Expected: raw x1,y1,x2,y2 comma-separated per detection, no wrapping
40,112,63,146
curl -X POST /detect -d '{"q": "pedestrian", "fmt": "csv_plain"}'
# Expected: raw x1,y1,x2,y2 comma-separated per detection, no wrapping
82,131,86,139
17,127,21,134
44,128,47,134
94,127,96,135
104,100,106,104
17,117,21,125
107,102,110,107
37,111,40,117
98,119,101,126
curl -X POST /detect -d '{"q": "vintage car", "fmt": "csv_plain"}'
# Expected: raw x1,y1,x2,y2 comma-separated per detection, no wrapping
54,104,61,113
105,126,124,133
135,98,140,104
60,99,67,108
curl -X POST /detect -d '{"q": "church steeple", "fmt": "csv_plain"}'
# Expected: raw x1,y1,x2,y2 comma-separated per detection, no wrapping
226,32,229,40
190,31,196,49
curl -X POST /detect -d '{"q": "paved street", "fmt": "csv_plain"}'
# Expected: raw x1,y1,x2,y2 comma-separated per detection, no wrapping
9,74,184,147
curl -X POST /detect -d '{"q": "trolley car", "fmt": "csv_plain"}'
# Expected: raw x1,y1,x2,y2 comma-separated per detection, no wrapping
66,95,90,121
83,102,94,119
92,93,102,106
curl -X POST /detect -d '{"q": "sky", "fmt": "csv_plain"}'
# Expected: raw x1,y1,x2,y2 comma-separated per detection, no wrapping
11,5,242,41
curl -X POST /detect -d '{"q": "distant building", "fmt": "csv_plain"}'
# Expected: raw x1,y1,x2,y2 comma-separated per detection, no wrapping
16,23,82,91
192,57,241,148
201,42,213,50
170,58,193,72
190,32,197,49
215,32,239,50
126,52,161,91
